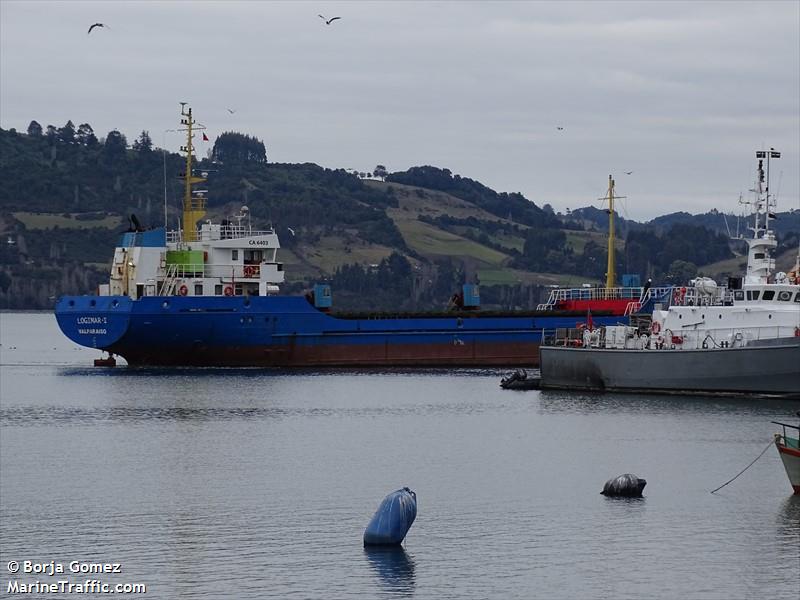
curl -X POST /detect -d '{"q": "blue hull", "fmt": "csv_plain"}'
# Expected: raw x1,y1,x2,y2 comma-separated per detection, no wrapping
55,295,620,367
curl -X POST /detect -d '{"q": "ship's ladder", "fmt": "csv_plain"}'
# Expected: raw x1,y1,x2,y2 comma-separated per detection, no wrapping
159,263,180,296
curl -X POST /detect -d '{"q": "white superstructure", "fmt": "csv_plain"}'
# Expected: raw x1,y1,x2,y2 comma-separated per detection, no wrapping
583,148,800,352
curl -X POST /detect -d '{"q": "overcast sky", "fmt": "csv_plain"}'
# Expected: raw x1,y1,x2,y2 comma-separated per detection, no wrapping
2,1,798,220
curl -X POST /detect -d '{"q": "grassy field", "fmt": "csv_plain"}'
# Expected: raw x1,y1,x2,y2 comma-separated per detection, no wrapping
478,268,599,286
13,212,123,230
395,219,510,267
563,229,621,252
294,235,395,274
375,180,521,225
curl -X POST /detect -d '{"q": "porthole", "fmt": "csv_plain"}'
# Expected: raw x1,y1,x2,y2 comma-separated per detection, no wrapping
718,314,722,319
111,299,119,308
89,299,96,307
162,301,170,309
768,314,772,319
69,300,75,307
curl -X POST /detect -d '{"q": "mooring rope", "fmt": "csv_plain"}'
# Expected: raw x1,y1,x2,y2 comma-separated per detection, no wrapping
710,438,775,494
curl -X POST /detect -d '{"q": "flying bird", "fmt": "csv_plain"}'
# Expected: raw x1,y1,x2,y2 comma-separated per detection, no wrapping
625,171,633,175
87,23,107,34
227,108,236,114
318,14,341,25
556,126,564,131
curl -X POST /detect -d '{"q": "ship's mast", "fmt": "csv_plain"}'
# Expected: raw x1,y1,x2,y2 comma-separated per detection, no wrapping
744,148,780,284
599,175,625,289
178,103,207,243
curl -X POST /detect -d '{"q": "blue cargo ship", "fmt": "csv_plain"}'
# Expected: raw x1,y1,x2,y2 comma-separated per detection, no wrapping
55,104,625,367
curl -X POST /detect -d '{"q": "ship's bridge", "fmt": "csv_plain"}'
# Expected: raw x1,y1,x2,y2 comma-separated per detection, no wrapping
733,285,800,305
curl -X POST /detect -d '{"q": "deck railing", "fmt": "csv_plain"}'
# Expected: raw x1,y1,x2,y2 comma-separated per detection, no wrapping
539,324,800,349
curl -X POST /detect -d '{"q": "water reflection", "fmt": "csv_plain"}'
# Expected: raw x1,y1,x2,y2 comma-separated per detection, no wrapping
363,546,415,596
538,390,800,416
776,495,800,533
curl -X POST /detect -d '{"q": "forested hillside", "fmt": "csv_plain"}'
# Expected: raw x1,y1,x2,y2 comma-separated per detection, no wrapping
1,123,797,310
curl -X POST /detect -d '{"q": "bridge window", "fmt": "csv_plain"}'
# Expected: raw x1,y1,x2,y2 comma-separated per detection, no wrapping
215,284,223,296
232,250,238,261
762,290,775,301
754,252,765,259
795,292,800,303
194,284,203,296
777,291,792,301
733,290,744,301
746,290,761,301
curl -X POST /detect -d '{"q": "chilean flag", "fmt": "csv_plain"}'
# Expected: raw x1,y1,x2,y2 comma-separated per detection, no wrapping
202,132,209,142
587,308,593,331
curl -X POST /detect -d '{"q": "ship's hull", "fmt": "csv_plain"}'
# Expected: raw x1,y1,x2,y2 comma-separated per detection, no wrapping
775,437,800,494
539,339,800,397
55,295,620,368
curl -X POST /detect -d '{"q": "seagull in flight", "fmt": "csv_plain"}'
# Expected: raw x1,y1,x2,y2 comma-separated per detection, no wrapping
556,126,564,131
87,23,108,34
318,14,341,25
227,108,236,114
625,171,633,175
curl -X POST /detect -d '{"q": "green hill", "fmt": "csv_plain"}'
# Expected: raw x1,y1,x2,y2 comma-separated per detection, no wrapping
1,125,797,310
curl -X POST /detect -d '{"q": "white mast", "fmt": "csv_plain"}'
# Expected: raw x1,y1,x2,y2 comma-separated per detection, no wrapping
744,149,780,285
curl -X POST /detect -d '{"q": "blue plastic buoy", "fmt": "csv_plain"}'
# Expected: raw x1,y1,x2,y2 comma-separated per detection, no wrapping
363,487,417,546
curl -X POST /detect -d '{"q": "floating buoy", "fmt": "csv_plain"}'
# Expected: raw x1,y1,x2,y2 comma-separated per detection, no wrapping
601,473,646,497
364,487,417,546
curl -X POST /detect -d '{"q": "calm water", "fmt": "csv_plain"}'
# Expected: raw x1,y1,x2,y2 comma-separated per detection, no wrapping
1,312,798,599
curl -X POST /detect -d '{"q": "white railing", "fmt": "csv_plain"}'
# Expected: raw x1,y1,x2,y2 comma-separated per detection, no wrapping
541,324,799,350
167,226,276,244
537,286,673,310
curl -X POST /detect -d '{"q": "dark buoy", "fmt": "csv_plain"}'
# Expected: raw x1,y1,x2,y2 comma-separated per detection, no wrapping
364,487,417,546
601,473,646,497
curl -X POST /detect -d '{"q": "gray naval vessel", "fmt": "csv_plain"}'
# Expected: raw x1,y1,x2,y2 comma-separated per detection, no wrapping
540,149,800,398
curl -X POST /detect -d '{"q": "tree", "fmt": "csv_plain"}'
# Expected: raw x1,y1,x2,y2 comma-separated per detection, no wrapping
211,131,267,165
373,164,388,181
57,120,76,144
666,260,698,284
27,120,42,137
103,129,128,165
45,125,57,143
132,130,153,154
76,123,98,147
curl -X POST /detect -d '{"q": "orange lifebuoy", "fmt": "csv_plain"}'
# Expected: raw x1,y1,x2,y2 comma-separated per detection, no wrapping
244,265,256,278
224,286,234,297
795,327,800,338
651,321,661,334
178,284,188,296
